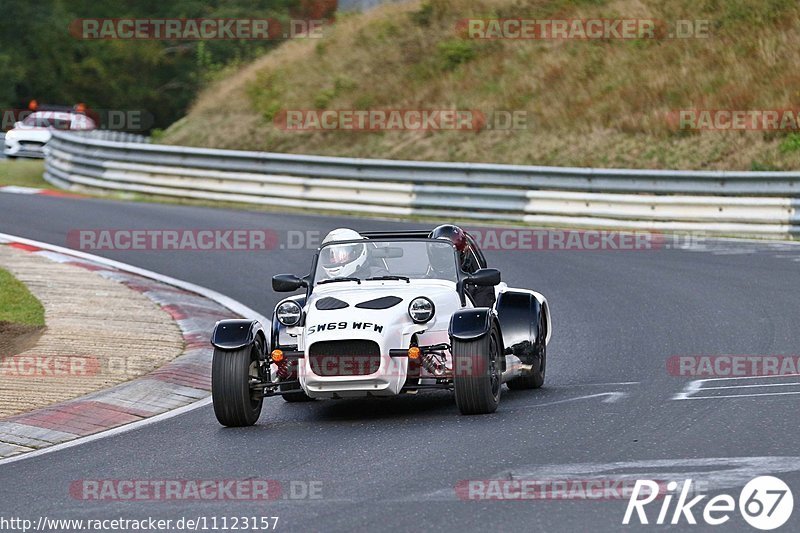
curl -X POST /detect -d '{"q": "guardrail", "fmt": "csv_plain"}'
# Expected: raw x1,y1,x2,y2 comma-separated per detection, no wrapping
74,130,151,143
44,130,799,236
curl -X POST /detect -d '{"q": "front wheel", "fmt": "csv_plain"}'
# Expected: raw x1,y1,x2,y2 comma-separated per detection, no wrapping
212,341,263,427
452,322,502,415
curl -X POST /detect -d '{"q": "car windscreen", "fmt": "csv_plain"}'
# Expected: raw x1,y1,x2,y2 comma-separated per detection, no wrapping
21,113,95,130
21,114,72,130
313,239,458,284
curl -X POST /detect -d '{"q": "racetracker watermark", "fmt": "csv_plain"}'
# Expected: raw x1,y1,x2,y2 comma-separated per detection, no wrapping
274,229,706,252
1,108,154,132
68,18,327,40
67,229,707,253
667,355,800,377
67,229,280,251
458,19,710,40
0,354,175,378
469,229,668,251
672,109,800,131
289,349,492,379
69,480,322,501
274,109,528,131
0,355,100,378
456,479,666,500
1,516,280,532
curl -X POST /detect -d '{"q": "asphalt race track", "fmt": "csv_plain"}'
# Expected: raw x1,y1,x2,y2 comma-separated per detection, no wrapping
1,192,800,532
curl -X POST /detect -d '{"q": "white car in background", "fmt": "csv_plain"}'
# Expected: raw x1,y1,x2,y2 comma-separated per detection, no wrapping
4,109,96,159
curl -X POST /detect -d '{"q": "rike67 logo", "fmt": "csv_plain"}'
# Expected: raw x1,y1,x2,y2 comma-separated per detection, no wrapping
624,476,793,530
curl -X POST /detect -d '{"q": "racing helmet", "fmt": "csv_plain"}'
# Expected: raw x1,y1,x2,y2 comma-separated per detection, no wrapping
428,224,467,272
429,224,468,252
320,228,368,278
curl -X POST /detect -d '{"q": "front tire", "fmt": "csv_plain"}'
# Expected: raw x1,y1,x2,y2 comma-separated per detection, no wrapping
452,322,502,415
212,341,263,427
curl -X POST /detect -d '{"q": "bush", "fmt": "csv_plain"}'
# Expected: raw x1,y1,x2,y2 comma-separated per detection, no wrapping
410,2,433,27
750,160,780,171
779,133,800,153
437,39,477,71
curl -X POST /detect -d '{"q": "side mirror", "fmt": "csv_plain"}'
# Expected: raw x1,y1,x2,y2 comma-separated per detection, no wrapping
272,274,308,292
466,268,501,286
13,121,22,129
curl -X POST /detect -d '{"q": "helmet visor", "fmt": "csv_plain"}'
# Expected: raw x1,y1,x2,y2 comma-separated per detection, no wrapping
428,243,457,272
321,243,364,267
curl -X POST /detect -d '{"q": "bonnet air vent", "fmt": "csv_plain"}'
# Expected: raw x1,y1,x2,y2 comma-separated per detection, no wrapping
315,297,349,310
355,296,403,310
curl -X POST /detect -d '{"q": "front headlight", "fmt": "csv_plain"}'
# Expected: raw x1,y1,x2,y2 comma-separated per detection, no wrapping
408,297,435,324
276,300,302,326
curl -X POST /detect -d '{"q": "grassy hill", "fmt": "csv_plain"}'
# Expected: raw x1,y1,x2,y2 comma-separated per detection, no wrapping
163,0,800,170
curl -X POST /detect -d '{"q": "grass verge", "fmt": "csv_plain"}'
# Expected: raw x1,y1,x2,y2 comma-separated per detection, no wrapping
163,0,800,171
0,266,45,327
0,160,48,188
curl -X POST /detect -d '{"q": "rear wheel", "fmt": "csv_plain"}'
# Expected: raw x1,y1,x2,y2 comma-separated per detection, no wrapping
212,340,263,427
507,341,546,390
452,322,502,415
507,315,546,390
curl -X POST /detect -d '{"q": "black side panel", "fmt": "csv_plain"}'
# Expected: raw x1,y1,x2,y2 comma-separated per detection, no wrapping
495,291,542,361
211,319,265,351
449,308,492,341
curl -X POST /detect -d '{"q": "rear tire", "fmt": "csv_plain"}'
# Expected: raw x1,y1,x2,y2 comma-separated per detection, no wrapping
507,314,547,390
452,322,502,415
507,341,546,390
212,341,263,427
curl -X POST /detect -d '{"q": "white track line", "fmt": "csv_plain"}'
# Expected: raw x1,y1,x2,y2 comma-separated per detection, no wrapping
701,382,800,390
0,232,268,467
680,391,800,400
672,374,800,400
696,373,800,383
0,186,44,194
565,381,640,387
508,392,629,411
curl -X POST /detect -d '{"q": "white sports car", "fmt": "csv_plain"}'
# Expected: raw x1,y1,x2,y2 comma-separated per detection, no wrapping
4,108,96,159
210,227,551,426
